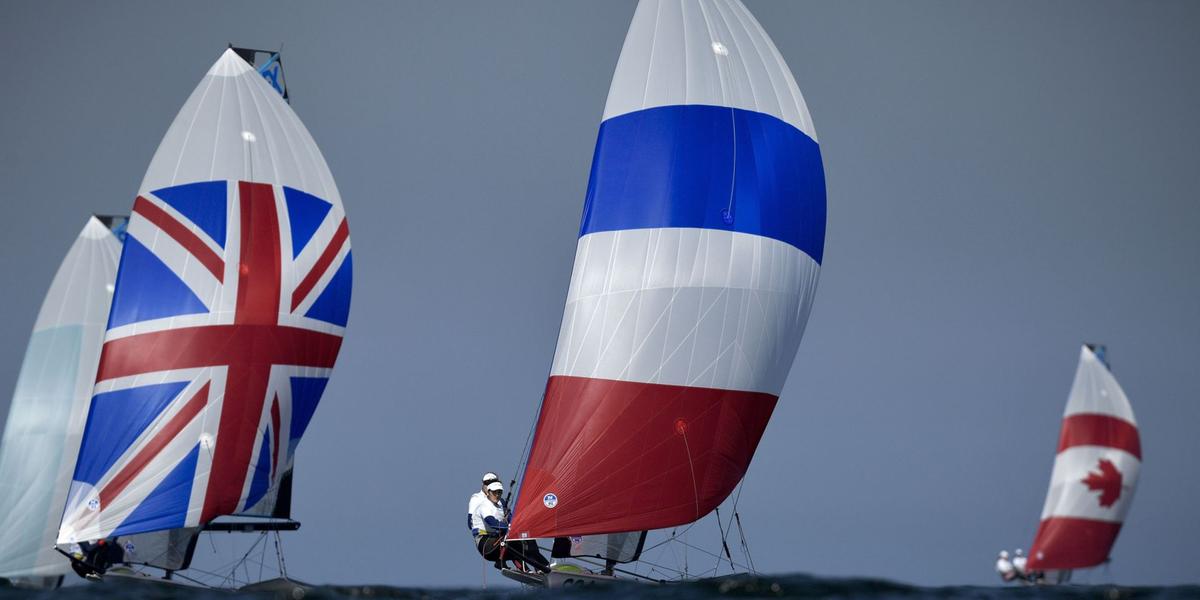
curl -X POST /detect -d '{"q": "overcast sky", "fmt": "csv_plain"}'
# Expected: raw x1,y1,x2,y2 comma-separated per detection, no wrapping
1,0,1197,589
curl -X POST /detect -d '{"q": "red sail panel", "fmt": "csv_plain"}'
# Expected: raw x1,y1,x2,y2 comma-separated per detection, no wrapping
507,376,776,540
1027,518,1123,571
1057,413,1141,460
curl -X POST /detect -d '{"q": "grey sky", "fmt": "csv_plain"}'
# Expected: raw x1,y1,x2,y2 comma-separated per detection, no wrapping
1,0,1197,588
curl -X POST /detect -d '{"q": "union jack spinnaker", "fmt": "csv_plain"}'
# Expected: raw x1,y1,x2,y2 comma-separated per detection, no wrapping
509,0,826,542
56,49,352,546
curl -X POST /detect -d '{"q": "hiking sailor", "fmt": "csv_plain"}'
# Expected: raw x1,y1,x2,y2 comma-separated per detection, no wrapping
1012,548,1028,579
466,472,501,535
469,478,550,573
68,538,126,579
995,550,1016,582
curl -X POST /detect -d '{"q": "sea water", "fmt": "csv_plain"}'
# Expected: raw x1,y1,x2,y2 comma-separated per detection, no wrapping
3,574,1196,600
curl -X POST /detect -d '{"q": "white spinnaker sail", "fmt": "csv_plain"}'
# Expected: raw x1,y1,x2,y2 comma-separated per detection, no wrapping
0,217,121,577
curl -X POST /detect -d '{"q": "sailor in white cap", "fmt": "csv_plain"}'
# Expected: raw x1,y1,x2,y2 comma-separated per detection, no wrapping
995,550,1016,582
468,479,550,573
467,472,501,536
1012,548,1028,579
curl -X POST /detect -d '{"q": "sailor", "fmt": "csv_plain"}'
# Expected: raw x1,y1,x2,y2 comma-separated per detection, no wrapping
68,538,126,579
1012,548,1029,580
995,550,1016,582
466,472,500,535
469,480,550,573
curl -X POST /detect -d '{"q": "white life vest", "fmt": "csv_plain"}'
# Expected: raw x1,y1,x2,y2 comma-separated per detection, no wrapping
470,495,509,536
1013,555,1028,574
996,557,1015,578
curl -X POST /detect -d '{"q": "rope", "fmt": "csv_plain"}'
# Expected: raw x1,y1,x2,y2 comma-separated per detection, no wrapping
680,430,700,519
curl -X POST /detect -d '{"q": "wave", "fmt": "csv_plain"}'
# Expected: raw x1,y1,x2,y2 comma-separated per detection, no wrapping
4,573,1196,599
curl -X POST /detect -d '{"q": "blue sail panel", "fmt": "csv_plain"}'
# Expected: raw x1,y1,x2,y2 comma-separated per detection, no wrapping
304,252,352,327
74,382,189,486
580,104,826,264
112,444,199,536
243,432,273,512
151,181,228,248
107,236,208,329
284,187,333,258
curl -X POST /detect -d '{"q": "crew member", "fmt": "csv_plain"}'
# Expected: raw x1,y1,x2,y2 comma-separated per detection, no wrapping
1012,549,1029,580
466,472,500,535
69,538,125,579
995,550,1016,582
469,480,550,573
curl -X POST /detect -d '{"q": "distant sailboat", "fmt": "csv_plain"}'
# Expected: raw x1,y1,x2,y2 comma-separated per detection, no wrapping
0,216,124,589
505,0,825,586
54,48,351,589
1024,344,1140,583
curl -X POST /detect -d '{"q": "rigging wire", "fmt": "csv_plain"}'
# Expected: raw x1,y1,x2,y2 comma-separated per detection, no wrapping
506,391,543,507
667,536,754,573
273,530,288,580
217,532,268,588
734,512,755,574
713,506,735,574
724,474,756,573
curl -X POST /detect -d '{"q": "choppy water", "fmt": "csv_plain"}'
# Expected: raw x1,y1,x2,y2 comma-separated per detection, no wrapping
1,574,1197,600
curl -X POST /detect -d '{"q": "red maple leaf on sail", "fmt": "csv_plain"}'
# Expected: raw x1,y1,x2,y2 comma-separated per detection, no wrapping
1081,458,1123,507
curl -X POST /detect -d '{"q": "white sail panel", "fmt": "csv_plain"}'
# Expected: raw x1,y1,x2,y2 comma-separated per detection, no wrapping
551,228,819,394
0,218,120,577
603,0,817,140
1038,446,1139,522
1063,346,1136,423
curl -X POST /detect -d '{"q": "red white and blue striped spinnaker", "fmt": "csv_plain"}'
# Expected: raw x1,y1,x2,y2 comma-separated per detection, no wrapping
57,50,351,544
510,0,825,540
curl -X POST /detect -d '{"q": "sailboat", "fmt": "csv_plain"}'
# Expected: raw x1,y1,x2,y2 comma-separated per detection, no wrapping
54,48,352,589
1023,344,1140,584
0,217,125,589
504,0,825,586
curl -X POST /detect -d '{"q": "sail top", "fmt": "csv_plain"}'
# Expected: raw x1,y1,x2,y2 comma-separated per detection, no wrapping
57,49,351,544
1063,345,1136,425
140,49,338,206
509,0,825,541
603,0,817,141
1027,345,1141,571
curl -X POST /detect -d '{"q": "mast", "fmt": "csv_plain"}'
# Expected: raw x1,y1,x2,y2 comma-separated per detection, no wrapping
0,217,122,582
509,0,826,542
56,48,351,550
231,47,289,104
1026,345,1141,571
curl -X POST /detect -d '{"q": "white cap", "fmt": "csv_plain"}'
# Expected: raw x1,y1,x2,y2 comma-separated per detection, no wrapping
482,472,499,483
486,481,504,492
999,550,1009,558
1014,549,1024,556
